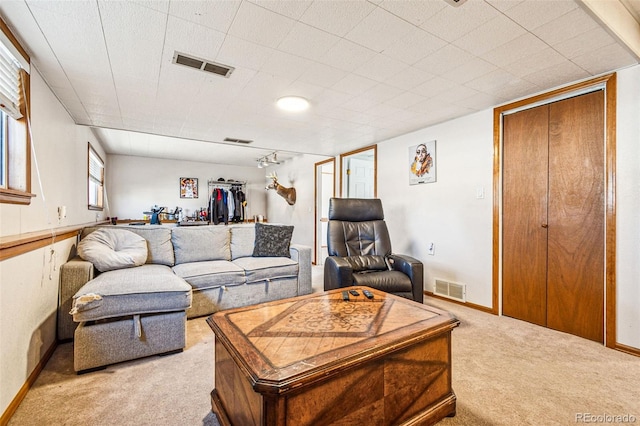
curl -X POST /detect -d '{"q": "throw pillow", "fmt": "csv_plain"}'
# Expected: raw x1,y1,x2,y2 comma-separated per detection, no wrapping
78,228,148,272
252,223,293,258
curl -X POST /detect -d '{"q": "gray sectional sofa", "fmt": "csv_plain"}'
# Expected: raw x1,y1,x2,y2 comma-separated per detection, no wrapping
58,223,312,372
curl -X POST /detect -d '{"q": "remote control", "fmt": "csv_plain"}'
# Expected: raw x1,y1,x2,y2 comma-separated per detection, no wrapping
349,289,360,296
342,291,350,301
363,290,374,299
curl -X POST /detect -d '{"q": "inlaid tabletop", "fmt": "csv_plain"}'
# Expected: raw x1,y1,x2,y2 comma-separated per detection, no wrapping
208,287,458,391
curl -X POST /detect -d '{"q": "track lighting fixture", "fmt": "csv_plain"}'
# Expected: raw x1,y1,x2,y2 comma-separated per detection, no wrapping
256,152,280,168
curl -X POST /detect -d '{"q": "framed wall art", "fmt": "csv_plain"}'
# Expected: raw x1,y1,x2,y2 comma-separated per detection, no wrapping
180,177,198,198
409,141,436,185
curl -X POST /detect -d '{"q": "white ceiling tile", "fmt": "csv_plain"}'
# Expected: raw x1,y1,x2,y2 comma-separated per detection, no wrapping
464,68,521,94
378,0,446,27
228,1,296,48
163,16,226,63
277,22,341,62
571,42,638,75
313,88,356,107
504,0,578,31
98,1,166,90
259,50,313,80
383,91,428,109
381,27,448,65
532,7,600,47
553,26,616,60
492,77,540,102
420,0,500,43
216,35,275,71
317,39,377,72
452,14,527,56
344,7,414,53
484,0,524,12
482,33,549,68
299,0,375,37
361,83,404,103
383,66,433,91
445,58,497,85
353,54,409,82
413,44,475,76
297,63,348,89
412,76,458,98
331,74,378,95
168,0,240,33
248,0,313,20
503,48,568,78
521,61,590,88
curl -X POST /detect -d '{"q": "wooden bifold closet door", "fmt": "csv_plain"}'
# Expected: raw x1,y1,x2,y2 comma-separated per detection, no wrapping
502,91,605,343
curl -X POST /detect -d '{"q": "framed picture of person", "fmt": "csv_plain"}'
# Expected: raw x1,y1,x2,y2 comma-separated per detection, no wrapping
409,141,437,185
180,177,198,198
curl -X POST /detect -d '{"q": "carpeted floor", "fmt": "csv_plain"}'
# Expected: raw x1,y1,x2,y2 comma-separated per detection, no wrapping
8,267,640,425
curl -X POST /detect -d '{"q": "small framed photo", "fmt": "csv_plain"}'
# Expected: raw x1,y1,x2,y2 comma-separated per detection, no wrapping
409,141,437,185
180,177,198,198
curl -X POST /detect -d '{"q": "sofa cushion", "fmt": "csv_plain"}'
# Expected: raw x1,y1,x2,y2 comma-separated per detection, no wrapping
230,225,256,260
172,260,245,290
124,226,175,266
232,256,298,284
77,228,148,272
71,264,192,322
172,226,230,264
252,223,293,258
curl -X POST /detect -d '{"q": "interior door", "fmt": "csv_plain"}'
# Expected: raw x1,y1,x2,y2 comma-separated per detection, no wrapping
546,92,604,342
347,157,374,198
502,105,549,327
502,91,605,343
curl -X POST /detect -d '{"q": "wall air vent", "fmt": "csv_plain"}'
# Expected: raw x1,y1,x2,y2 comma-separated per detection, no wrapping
434,278,467,302
172,51,234,78
223,137,253,144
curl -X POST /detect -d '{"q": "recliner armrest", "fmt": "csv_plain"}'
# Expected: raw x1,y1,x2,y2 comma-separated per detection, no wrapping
323,257,354,291
388,254,424,303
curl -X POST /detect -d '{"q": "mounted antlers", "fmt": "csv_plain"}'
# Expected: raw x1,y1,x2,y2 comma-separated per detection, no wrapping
266,172,296,206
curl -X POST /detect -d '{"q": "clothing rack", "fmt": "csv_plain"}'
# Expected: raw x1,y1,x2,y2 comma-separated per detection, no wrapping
207,179,248,225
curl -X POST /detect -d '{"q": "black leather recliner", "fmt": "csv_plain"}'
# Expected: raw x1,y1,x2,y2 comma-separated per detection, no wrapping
323,198,424,303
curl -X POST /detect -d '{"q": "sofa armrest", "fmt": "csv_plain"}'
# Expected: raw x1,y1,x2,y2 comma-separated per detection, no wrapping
323,256,354,291
388,254,424,304
58,256,95,341
290,244,312,295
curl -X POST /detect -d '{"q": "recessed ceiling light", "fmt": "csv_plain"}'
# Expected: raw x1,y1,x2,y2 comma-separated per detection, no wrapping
276,96,309,112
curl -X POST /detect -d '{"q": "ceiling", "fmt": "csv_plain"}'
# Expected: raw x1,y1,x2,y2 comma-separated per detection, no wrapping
1,0,638,167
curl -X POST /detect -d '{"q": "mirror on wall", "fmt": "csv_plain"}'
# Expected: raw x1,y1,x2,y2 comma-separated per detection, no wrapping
340,145,376,198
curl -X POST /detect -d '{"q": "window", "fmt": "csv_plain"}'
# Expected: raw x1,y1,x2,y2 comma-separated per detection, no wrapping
88,143,104,210
0,16,32,205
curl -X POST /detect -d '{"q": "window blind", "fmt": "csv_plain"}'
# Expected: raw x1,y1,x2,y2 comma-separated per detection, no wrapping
0,39,22,119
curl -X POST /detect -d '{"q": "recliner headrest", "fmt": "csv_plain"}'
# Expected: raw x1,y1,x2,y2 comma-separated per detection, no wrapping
328,198,384,222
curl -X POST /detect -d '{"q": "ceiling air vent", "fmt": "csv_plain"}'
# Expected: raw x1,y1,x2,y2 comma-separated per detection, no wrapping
223,137,253,144
442,0,467,6
172,51,234,78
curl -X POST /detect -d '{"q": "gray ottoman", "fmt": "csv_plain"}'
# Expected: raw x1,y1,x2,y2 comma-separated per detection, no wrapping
71,264,192,373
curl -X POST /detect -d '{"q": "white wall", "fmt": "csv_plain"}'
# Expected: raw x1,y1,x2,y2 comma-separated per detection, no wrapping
266,154,331,248
377,110,494,308
0,69,106,415
107,155,267,222
614,65,640,347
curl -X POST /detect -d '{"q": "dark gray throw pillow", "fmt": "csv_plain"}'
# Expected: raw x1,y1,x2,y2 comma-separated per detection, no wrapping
252,223,294,258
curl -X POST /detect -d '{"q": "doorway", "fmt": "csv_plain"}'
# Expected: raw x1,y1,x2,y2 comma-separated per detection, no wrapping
493,73,617,347
314,158,335,266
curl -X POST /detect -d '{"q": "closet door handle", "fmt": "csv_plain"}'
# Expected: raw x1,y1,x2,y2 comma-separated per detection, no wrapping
541,224,548,228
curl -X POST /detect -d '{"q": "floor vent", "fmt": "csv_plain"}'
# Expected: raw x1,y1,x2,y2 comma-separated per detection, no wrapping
173,51,234,78
434,278,466,302
223,137,253,144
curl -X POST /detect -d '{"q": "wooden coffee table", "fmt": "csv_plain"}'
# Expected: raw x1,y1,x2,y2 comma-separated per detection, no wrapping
206,287,459,426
